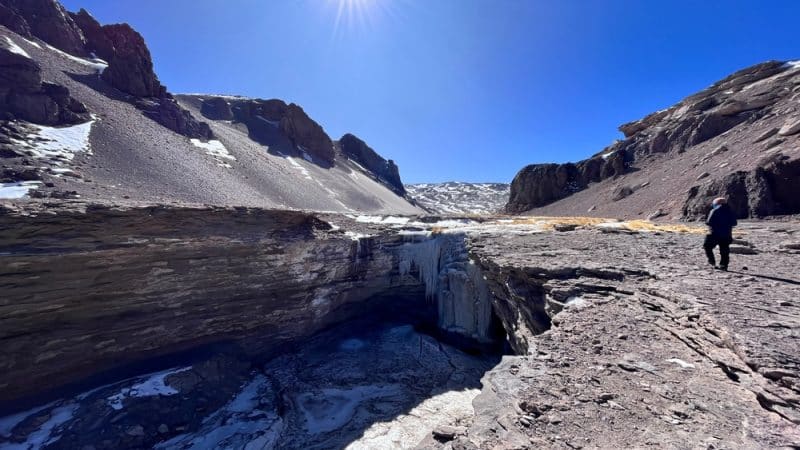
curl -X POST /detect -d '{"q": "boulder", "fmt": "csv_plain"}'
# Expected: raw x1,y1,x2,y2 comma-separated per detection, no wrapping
0,45,41,92
338,133,405,195
506,163,581,213
778,118,800,136
682,156,800,219
612,185,634,201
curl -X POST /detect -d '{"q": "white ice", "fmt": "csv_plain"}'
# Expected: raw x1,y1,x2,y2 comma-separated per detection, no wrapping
11,120,94,163
0,403,78,450
3,36,30,58
106,366,191,410
256,116,280,127
354,215,410,225
0,181,41,199
297,385,404,434
0,403,54,439
154,375,284,450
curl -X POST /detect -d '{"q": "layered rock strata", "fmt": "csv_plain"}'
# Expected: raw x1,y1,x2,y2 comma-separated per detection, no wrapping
0,204,496,406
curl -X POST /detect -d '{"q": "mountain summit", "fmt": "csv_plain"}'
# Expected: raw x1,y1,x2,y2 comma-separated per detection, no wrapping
0,0,419,214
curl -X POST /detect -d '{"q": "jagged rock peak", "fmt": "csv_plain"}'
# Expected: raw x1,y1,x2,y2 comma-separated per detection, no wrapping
0,0,87,55
338,133,405,196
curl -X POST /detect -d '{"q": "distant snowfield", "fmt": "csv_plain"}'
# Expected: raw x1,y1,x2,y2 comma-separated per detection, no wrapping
406,182,510,215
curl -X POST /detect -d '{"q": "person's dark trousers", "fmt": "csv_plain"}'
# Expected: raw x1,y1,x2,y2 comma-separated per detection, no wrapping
704,234,732,268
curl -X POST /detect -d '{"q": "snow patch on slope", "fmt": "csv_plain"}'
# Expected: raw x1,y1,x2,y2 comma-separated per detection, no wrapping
2,36,29,58
45,43,107,73
0,181,41,199
189,139,236,168
11,120,94,164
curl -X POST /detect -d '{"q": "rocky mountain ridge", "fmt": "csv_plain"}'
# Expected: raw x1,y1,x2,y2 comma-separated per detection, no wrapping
406,181,510,215
0,0,417,214
507,60,800,220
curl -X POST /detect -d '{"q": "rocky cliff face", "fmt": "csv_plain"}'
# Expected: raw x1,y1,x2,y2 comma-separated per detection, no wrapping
0,0,86,55
507,60,800,219
0,43,89,125
0,204,490,406
338,133,405,195
196,96,336,165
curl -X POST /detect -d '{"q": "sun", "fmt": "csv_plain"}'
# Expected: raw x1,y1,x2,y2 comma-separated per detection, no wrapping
329,0,396,36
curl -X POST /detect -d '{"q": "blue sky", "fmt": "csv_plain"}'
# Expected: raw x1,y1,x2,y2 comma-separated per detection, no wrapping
61,0,800,184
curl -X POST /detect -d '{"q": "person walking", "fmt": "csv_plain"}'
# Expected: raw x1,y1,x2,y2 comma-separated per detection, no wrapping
704,197,738,271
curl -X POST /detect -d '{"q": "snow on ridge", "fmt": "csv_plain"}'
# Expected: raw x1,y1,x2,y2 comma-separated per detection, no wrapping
600,150,617,160
785,60,800,70
405,182,510,215
3,36,30,58
44,43,107,73
189,139,236,168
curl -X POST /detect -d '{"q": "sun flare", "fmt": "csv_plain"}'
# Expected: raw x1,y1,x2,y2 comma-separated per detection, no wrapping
329,0,396,35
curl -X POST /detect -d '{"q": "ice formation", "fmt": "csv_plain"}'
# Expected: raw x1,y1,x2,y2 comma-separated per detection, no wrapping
398,234,494,343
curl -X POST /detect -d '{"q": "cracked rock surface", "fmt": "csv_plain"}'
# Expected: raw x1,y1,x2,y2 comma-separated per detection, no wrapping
441,221,800,449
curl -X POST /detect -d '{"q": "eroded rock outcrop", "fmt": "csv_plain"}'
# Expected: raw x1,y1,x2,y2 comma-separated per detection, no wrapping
0,44,89,125
204,97,335,165
338,133,406,195
507,60,800,219
67,9,213,140
506,150,626,212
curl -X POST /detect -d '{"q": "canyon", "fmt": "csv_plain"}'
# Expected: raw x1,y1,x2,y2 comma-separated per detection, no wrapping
1,203,799,449
1,1,799,448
